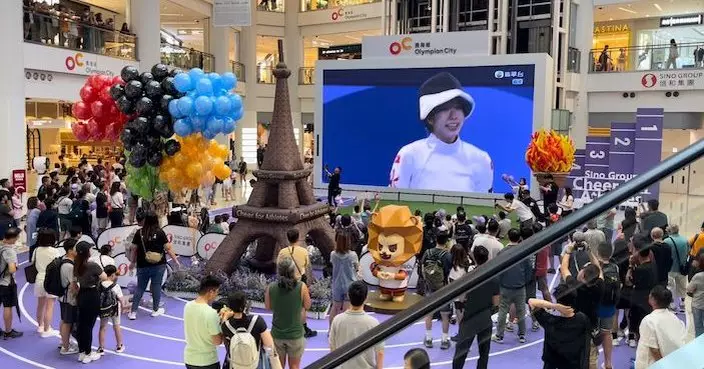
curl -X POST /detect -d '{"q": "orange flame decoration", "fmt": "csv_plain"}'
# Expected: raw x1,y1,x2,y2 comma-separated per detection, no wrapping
525,130,576,173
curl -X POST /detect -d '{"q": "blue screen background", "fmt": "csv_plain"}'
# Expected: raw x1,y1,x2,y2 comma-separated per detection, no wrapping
321,66,535,194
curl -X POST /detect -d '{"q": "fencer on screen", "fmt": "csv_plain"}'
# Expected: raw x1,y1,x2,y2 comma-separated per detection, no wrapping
389,72,494,193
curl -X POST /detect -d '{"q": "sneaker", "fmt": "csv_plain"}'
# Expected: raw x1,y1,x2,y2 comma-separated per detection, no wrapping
116,345,125,353
547,268,556,274
505,323,514,332
491,334,504,343
531,321,540,332
440,339,451,350
40,329,56,338
450,316,457,325
60,344,79,355
3,330,23,339
617,329,626,338
78,353,90,363
89,351,101,362
128,312,137,320
424,337,433,348
304,327,318,338
450,334,459,342
97,347,104,355
519,335,526,344
36,325,45,333
151,308,165,317
628,339,637,348
612,337,621,346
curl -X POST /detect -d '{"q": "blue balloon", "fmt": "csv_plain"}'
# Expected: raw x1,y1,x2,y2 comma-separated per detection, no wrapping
222,117,236,134
188,68,205,85
173,73,192,93
168,99,182,118
206,116,224,134
191,116,206,132
208,73,222,91
173,118,193,136
214,96,232,115
196,78,214,96
194,95,213,116
177,96,194,116
221,72,237,90
203,129,217,140
229,94,243,113
232,106,244,121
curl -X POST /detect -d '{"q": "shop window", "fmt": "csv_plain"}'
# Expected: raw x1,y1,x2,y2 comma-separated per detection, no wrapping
300,0,380,12
256,36,281,84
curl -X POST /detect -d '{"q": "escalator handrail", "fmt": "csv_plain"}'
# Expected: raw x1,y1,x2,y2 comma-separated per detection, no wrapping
306,137,704,369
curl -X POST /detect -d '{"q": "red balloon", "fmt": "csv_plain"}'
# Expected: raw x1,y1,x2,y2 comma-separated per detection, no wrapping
97,75,111,88
72,101,91,120
79,85,97,103
98,86,112,103
111,75,125,86
91,100,107,118
86,118,104,141
104,122,122,141
107,104,119,118
71,122,90,141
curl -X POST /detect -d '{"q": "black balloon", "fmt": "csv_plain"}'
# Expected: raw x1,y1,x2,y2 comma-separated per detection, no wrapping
133,116,150,135
151,64,170,81
121,66,140,82
129,143,148,168
115,96,135,114
160,95,174,112
120,128,137,150
124,80,143,100
145,80,163,99
109,84,125,100
140,72,154,85
169,68,184,77
147,151,163,167
135,97,154,116
164,139,181,156
161,77,178,96
145,135,163,152
152,115,170,135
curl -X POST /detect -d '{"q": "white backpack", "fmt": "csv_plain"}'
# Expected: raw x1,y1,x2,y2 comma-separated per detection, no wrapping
226,315,260,369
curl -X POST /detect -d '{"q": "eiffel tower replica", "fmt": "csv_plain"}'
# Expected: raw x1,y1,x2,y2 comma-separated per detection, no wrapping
207,41,335,275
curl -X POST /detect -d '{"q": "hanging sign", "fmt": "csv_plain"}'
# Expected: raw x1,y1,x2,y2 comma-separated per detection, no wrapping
213,0,251,27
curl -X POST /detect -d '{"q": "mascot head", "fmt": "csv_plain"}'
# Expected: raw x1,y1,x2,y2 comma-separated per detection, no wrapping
368,205,423,267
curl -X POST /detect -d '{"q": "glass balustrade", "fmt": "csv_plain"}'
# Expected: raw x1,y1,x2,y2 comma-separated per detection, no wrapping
161,44,215,72
231,61,246,83
299,67,315,84
589,42,704,73
300,0,380,11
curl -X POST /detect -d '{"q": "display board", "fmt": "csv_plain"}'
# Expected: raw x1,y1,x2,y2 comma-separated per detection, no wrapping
315,54,553,197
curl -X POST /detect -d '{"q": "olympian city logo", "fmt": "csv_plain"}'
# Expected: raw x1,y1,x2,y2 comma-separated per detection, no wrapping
331,8,344,20
641,73,657,88
388,37,457,56
65,52,84,71
389,37,413,55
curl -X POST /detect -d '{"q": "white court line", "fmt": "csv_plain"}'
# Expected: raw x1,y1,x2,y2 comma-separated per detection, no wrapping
0,346,55,369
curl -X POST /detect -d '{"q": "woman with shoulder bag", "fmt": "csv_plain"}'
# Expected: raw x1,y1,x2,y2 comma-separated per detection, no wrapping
33,228,60,338
128,211,180,320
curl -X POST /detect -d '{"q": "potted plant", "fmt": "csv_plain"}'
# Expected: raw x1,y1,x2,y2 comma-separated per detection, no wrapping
525,129,575,187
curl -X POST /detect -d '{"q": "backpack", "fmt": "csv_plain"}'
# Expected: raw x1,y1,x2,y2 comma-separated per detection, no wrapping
421,228,437,256
422,248,447,292
99,282,119,318
226,315,260,369
44,257,73,297
600,263,621,307
454,223,473,245
68,201,84,223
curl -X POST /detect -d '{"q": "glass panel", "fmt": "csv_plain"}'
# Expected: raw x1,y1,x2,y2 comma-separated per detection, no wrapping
300,0,381,12
589,42,703,73
231,61,246,83
299,67,315,84
257,36,281,84
160,44,215,72
23,7,137,60
257,0,285,12
567,46,581,72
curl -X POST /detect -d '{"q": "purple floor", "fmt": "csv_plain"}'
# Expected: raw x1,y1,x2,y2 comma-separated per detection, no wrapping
1,252,641,369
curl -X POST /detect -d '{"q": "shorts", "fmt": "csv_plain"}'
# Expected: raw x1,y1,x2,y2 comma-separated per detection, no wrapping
274,337,306,359
0,285,18,308
551,242,563,256
332,287,348,302
96,217,109,229
60,302,79,324
454,301,465,311
599,314,614,331
424,288,453,313
100,314,121,325
34,282,57,299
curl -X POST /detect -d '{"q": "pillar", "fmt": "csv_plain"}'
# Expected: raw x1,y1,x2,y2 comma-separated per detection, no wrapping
381,0,388,35
430,0,438,33
0,1,26,178
498,0,509,53
130,0,161,69
442,0,450,32
237,0,259,164
487,0,495,53
572,0,593,149
284,0,303,156
208,18,234,147
390,0,397,35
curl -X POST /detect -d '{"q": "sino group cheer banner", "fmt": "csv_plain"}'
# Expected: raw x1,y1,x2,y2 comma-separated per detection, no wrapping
569,108,663,205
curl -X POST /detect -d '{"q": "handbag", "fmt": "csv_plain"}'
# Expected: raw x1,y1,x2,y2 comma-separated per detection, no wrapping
24,251,38,284
266,348,283,369
141,230,163,264
666,237,688,276
289,247,307,284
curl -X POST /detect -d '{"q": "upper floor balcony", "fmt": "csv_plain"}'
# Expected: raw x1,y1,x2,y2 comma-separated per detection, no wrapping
299,0,380,12
589,42,704,74
160,44,214,72
23,7,137,61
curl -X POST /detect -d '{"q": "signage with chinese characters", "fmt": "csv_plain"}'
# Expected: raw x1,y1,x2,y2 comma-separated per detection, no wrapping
362,31,489,59
163,225,203,257
213,0,251,27
196,232,227,260
660,14,703,27
641,71,704,90
23,42,137,77
11,170,26,195
494,69,526,85
331,7,369,21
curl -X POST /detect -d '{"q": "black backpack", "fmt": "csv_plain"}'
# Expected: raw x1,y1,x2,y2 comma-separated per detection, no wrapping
600,262,621,307
44,257,73,297
454,223,473,245
68,201,84,223
99,282,119,318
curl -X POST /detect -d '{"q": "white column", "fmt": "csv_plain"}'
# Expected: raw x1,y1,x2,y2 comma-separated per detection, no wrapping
390,0,397,35
0,1,26,178
284,0,303,156
487,0,495,53
442,0,450,32
499,0,509,53
130,0,161,69
209,22,232,74
572,0,593,150
381,0,388,35
237,0,258,163
431,0,438,33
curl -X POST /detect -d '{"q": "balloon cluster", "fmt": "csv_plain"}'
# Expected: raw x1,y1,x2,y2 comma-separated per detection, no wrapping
114,64,184,168
169,68,243,139
159,134,231,192
71,74,128,141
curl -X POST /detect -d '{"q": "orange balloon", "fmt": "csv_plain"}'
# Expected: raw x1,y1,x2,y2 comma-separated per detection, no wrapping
187,162,203,179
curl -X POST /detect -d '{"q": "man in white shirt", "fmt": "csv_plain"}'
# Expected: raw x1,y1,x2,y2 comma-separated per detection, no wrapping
495,193,534,229
389,72,493,193
635,286,686,369
472,219,504,260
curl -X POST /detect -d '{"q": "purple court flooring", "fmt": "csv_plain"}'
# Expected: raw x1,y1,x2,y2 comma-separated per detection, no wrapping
0,252,642,369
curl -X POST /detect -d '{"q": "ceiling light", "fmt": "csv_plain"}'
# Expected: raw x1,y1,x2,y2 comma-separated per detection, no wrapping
646,14,650,17
653,3,662,11
618,7,637,14
609,17,613,21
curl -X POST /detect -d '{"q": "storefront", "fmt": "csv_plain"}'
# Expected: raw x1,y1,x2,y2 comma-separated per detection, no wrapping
635,14,704,69
300,0,378,12
318,43,362,60
592,22,633,70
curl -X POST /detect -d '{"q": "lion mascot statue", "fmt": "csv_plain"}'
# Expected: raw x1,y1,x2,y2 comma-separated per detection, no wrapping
367,205,423,302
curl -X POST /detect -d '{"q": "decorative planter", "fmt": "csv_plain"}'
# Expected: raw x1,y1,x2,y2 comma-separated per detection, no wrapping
534,172,569,188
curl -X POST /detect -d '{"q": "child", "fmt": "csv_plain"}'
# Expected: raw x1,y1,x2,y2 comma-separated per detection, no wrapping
0,228,22,339
222,171,234,201
98,265,125,354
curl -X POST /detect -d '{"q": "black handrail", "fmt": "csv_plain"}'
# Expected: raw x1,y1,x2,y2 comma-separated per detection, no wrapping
306,137,704,369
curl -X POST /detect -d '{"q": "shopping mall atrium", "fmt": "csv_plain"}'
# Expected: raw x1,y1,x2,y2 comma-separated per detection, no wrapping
1,0,704,368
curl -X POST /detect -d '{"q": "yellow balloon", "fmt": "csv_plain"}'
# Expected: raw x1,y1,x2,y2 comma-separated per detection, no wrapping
187,162,203,179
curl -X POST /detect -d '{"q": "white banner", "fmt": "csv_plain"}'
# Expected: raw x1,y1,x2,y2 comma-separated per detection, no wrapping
212,0,251,27
197,232,228,260
162,225,202,257
97,225,140,257
24,43,137,77
362,31,489,59
114,253,171,289
359,249,419,289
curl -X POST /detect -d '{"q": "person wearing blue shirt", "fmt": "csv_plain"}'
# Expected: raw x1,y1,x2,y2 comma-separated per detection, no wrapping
665,224,689,312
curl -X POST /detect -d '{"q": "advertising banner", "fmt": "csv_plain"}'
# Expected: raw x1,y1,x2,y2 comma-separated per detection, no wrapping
634,108,664,200
608,122,636,188
114,253,171,289
568,149,585,199
162,225,202,257
11,170,26,194
96,225,139,256
212,0,251,27
582,136,611,200
362,31,489,59
196,232,228,260
23,43,137,77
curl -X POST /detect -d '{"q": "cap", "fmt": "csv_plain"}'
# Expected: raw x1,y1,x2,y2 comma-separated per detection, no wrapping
418,72,475,121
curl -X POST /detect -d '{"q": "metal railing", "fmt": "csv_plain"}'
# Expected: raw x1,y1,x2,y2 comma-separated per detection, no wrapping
589,42,704,73
23,8,137,60
299,67,315,85
256,0,285,12
231,61,246,83
307,138,704,368
567,46,581,73
256,66,276,84
160,43,215,72
299,0,380,11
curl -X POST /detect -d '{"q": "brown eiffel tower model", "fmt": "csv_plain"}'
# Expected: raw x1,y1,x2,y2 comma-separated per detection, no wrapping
206,41,335,275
